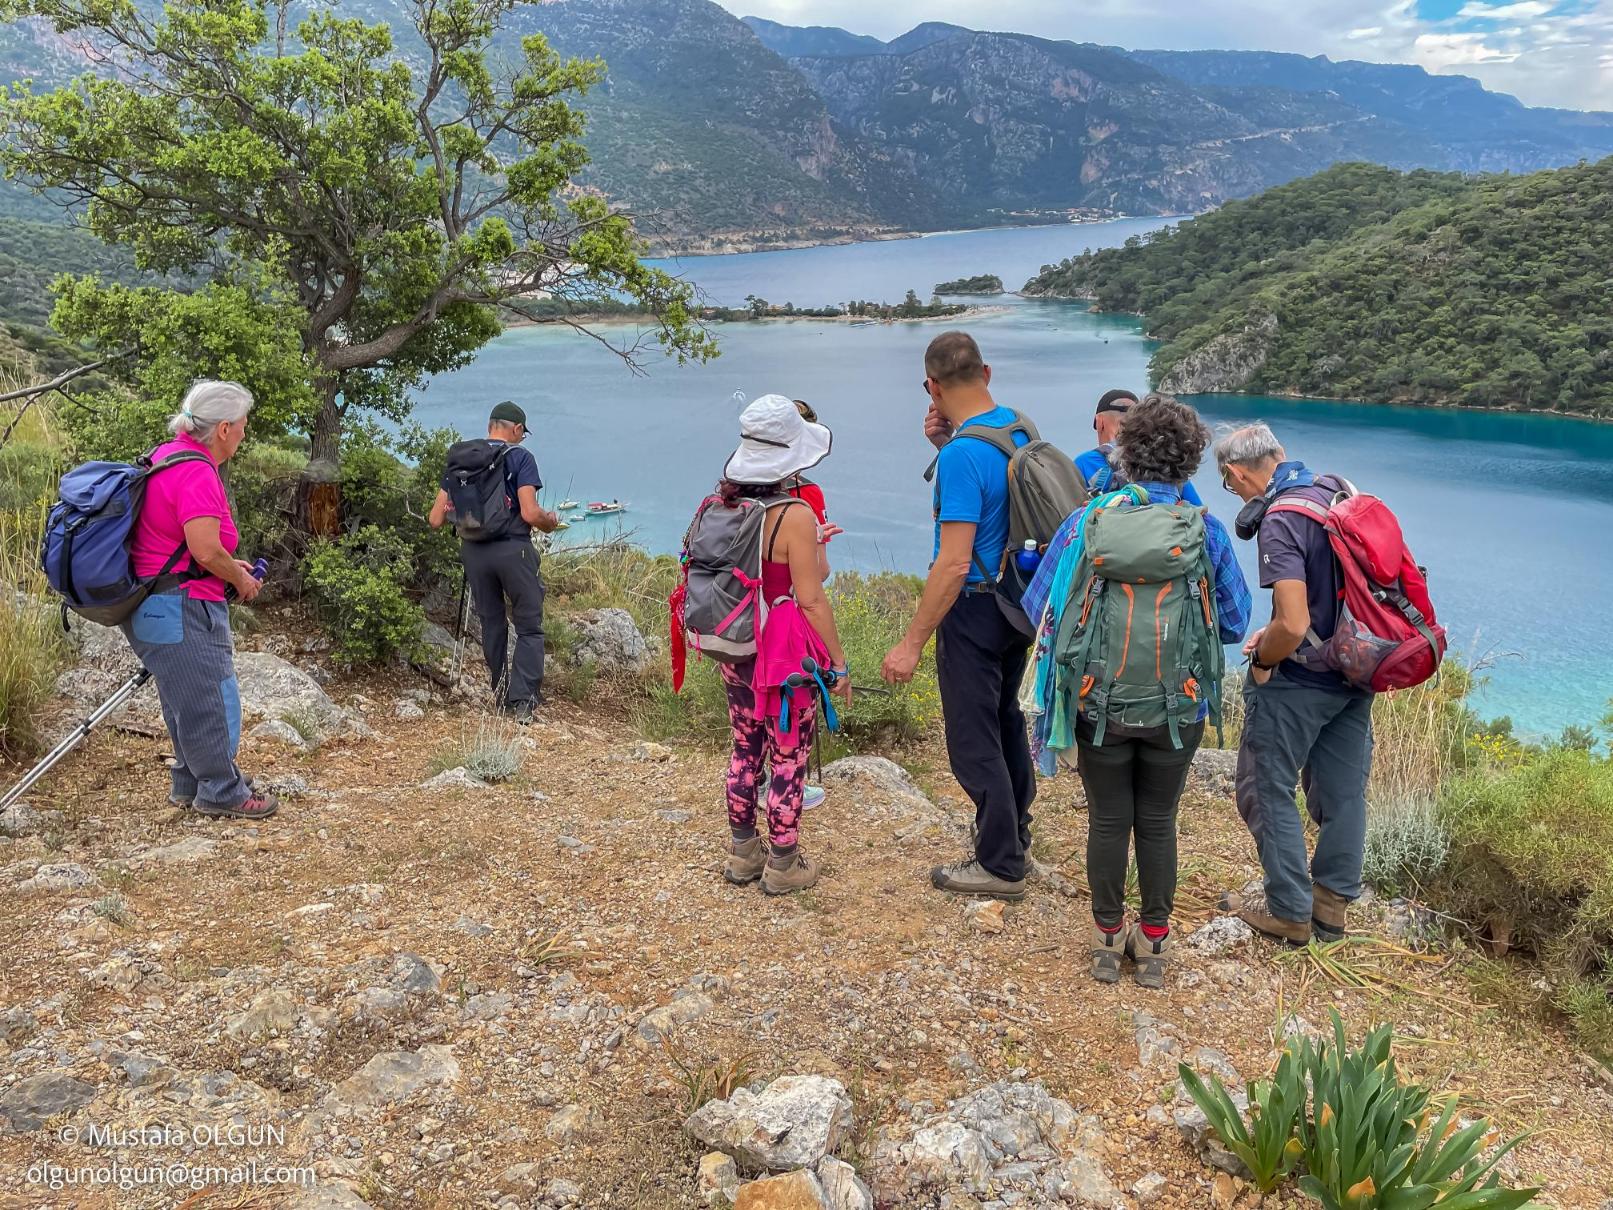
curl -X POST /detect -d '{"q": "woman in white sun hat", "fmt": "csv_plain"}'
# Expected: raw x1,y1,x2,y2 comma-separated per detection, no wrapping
707,394,850,896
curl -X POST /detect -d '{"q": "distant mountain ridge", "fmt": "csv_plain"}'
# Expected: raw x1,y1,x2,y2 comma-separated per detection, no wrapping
5,2,1613,248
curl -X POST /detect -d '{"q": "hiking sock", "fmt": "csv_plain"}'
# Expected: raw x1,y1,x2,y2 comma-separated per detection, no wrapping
1139,923,1170,942
767,842,799,867
1094,919,1124,937
730,824,758,843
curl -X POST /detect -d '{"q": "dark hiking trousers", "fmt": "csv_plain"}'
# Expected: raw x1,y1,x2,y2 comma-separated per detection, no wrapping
1075,719,1203,931
936,591,1036,881
460,537,545,707
121,591,251,809
1235,671,1373,923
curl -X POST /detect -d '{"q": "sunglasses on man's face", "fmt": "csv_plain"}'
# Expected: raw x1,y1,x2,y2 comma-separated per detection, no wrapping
1221,471,1239,495
920,378,934,397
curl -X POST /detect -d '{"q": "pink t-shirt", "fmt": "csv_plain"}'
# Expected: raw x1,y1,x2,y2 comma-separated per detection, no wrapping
130,435,237,601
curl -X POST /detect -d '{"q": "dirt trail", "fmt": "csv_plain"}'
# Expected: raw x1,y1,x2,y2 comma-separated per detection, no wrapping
1,676,1610,1208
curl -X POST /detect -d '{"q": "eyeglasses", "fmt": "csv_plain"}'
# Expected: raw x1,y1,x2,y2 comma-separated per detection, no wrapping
920,378,934,397
1221,471,1239,495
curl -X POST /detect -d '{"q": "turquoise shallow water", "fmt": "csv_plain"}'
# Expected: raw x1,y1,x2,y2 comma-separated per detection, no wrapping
411,221,1613,737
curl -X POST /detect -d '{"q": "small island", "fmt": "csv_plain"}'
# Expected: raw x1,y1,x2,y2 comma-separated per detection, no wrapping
508,289,974,326
934,274,1005,295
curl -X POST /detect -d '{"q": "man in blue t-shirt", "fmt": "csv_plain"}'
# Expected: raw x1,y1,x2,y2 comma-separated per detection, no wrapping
428,400,560,723
881,331,1036,901
1076,389,1204,506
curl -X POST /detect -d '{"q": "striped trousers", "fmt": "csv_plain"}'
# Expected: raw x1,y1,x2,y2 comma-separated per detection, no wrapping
121,591,250,809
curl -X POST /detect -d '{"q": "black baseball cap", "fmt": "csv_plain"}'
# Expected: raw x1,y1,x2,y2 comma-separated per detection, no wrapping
1095,389,1138,416
489,400,527,427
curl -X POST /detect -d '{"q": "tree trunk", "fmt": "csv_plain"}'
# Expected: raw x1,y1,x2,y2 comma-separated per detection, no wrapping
296,377,342,539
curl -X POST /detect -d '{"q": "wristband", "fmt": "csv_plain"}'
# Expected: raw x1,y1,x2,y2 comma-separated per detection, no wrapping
1251,652,1279,672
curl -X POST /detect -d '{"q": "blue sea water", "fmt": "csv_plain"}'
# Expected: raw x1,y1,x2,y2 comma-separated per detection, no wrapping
411,220,1613,737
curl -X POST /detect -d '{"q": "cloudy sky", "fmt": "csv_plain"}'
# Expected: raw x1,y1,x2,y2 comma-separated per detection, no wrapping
717,0,1613,111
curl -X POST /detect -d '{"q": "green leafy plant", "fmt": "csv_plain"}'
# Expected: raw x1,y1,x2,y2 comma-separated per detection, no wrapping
302,525,425,665
1178,1044,1306,1192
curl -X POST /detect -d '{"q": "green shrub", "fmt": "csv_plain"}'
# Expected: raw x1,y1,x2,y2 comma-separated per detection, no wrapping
1438,748,1613,1054
1361,798,1450,897
302,524,425,665
1178,1046,1305,1192
431,720,525,783
227,437,306,566
340,422,460,590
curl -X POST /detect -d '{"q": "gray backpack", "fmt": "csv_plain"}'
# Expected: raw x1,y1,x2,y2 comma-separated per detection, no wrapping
679,493,800,663
930,410,1089,633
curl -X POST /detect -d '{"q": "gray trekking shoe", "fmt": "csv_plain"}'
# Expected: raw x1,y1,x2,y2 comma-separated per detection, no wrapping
930,859,1026,901
1090,923,1125,984
195,790,279,821
724,836,766,885
762,848,820,896
1126,924,1173,989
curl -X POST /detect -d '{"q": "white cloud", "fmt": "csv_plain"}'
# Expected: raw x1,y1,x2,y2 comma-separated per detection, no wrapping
1456,1,1554,19
1347,26,1384,38
1414,32,1519,66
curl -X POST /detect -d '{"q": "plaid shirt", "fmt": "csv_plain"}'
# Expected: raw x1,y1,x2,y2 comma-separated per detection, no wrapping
1022,482,1252,645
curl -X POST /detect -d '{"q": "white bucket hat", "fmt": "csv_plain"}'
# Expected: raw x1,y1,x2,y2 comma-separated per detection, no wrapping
723,394,832,485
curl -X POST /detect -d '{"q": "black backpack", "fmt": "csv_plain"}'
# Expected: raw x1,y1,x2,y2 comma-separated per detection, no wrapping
444,439,516,542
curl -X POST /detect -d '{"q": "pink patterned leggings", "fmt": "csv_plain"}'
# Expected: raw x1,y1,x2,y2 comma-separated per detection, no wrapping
720,661,817,849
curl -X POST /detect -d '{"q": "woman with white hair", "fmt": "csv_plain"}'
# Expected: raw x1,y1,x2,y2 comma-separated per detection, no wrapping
121,380,278,820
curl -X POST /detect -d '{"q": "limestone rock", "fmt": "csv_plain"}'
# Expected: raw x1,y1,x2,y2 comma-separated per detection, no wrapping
326,1045,461,1112
1188,746,1238,797
419,766,489,791
393,699,426,721
685,1074,854,1172
281,1184,376,1210
631,741,675,762
249,719,314,751
17,862,97,894
0,1071,96,1131
497,1163,542,1195
87,953,154,994
234,651,367,738
636,991,714,1045
570,608,652,675
388,953,443,995
1133,1171,1168,1205
1132,1011,1185,1069
820,757,931,812
544,1102,596,1145
227,989,299,1040
1172,1079,1251,1179
964,900,1005,934
128,835,219,868
735,1169,828,1210
815,1157,874,1210
699,1152,741,1205
0,802,60,839
1186,916,1256,956
872,1081,1121,1207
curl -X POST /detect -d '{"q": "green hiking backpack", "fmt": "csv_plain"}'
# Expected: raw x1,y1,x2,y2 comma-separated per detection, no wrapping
1052,486,1224,749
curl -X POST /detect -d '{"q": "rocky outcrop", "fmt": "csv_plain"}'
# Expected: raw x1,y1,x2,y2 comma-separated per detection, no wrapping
685,1075,854,1172
1158,311,1278,395
567,608,653,676
234,651,369,740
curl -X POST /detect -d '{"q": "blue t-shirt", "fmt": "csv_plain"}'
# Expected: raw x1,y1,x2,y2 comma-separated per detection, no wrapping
1075,446,1204,506
933,406,1027,584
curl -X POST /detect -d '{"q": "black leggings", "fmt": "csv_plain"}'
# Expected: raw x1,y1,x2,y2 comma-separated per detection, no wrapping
1075,720,1203,930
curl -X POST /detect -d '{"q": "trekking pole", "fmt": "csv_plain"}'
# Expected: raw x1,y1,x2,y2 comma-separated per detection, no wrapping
450,569,470,685
0,559,267,813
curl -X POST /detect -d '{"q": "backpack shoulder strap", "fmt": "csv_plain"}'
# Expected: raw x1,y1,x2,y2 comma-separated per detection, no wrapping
1268,497,1331,526
952,411,1039,458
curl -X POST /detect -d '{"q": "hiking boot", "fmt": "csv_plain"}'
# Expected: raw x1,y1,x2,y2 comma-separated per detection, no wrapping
169,795,194,810
1312,884,1350,942
802,785,826,810
762,848,820,896
930,859,1027,902
1090,923,1125,984
1219,887,1310,947
723,836,766,885
1126,924,1173,990
195,791,279,821
506,700,535,726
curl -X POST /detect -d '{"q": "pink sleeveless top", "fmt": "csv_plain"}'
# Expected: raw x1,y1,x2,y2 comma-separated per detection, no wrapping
762,557,793,603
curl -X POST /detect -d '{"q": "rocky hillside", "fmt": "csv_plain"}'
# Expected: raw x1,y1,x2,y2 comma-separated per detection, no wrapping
1,610,1611,1208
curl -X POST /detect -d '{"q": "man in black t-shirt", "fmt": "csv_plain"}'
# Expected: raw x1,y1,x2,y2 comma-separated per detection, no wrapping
428,401,560,723
1214,423,1373,946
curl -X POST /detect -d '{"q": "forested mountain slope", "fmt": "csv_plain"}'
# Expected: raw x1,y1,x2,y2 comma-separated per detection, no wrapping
1024,159,1613,417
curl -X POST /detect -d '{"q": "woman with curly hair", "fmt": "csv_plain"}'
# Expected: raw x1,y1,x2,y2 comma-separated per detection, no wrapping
1022,394,1252,988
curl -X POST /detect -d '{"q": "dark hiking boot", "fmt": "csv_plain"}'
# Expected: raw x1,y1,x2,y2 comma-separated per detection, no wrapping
506,700,535,726
762,848,820,895
724,836,766,885
930,859,1027,901
1312,884,1350,942
1219,887,1310,946
1090,923,1125,984
195,791,279,821
1126,924,1173,990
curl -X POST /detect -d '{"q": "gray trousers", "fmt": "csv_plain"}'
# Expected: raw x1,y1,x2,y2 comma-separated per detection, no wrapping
1235,672,1373,923
460,538,545,706
121,591,250,809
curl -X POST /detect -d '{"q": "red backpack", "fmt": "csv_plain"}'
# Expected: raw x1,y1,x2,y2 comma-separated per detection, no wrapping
1270,479,1446,693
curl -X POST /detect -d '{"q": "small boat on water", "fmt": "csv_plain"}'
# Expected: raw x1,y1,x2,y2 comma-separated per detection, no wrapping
586,500,627,515
557,499,579,510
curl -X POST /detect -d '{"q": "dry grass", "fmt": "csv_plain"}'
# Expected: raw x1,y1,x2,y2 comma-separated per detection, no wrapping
0,507,69,757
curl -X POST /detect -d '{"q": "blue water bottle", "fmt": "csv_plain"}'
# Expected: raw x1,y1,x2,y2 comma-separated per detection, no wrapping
1014,539,1041,575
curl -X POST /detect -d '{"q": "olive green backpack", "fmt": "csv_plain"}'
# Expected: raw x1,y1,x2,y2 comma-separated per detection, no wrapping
1053,487,1224,748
